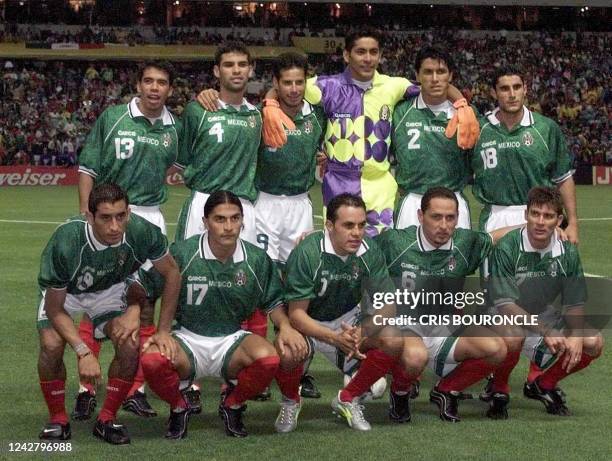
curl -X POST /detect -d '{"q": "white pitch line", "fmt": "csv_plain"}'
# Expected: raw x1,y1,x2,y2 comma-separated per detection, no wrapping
585,273,609,279
579,217,612,221
0,218,63,225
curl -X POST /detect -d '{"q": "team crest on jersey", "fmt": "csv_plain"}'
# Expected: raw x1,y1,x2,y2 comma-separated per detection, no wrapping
248,115,256,128
448,256,456,272
234,269,247,286
304,120,313,134
117,251,128,267
352,262,361,280
522,132,534,146
379,105,391,121
162,133,172,148
548,261,558,277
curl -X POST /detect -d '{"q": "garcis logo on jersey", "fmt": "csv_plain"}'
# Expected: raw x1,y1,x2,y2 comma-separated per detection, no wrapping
162,133,172,148
234,269,247,286
448,256,456,272
379,105,391,121
522,132,534,146
248,115,256,128
304,120,313,134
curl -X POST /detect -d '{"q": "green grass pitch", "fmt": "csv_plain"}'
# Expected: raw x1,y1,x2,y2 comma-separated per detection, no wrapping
0,184,610,460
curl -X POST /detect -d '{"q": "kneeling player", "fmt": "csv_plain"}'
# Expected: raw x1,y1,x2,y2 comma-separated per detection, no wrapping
37,184,180,444
484,187,603,418
377,187,517,422
140,191,307,438
285,193,428,431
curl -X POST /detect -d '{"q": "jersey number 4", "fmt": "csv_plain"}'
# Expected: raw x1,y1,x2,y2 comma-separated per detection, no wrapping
209,122,224,143
480,147,498,169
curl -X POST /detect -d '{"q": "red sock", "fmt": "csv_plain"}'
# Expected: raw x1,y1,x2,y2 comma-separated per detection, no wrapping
491,350,521,394
437,358,497,393
275,364,303,401
128,325,156,396
242,309,268,338
538,353,595,390
98,378,132,423
141,352,186,409
390,361,416,394
224,356,280,408
78,318,101,394
340,349,395,402
40,380,68,425
527,362,543,383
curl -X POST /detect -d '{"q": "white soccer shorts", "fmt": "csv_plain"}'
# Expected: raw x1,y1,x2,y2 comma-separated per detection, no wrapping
255,191,314,263
130,204,167,235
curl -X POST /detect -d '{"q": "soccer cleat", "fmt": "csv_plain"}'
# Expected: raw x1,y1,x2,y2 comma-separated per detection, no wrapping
299,373,321,399
251,386,272,402
71,391,96,421
39,422,71,440
388,391,411,423
429,387,473,423
92,419,130,445
274,397,301,433
523,379,570,416
479,374,495,402
122,390,158,418
331,392,372,431
486,392,510,420
218,404,248,438
165,408,191,440
181,386,202,414
409,379,421,400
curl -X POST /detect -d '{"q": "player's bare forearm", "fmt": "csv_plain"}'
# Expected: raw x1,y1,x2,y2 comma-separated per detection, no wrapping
78,173,94,214
288,300,336,345
447,84,465,103
45,288,83,348
564,305,585,336
265,87,278,100
269,305,291,330
153,254,181,332
499,302,548,336
489,225,523,245
557,176,579,242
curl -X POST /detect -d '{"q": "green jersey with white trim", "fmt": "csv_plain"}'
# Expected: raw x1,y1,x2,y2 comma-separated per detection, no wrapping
171,233,283,336
78,98,181,206
38,214,168,295
177,100,262,202
284,230,394,322
377,226,491,317
256,102,325,196
489,228,586,314
472,107,572,206
391,96,471,194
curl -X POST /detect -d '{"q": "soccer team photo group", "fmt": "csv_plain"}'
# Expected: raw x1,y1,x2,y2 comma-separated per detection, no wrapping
0,2,610,459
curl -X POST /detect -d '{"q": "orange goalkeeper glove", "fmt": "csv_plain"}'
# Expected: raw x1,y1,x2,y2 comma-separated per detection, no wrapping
262,99,296,148
445,98,480,149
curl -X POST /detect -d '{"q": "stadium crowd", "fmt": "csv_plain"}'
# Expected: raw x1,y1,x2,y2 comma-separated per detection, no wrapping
0,29,609,167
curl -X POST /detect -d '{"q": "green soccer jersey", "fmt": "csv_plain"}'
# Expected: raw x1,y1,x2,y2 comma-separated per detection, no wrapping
78,98,181,206
255,102,325,196
489,228,586,314
391,95,471,195
38,214,168,295
177,99,262,202
377,226,492,317
171,233,283,336
472,107,572,206
284,231,395,322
